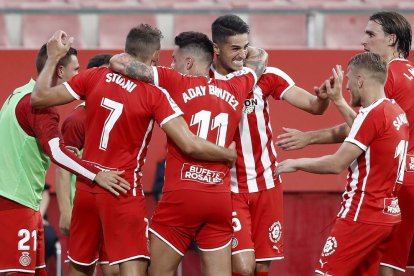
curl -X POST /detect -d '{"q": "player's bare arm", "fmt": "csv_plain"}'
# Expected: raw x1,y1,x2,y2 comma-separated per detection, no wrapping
162,116,236,166
31,30,77,108
245,46,268,78
326,65,357,127
276,123,350,151
276,141,362,175
55,166,72,235
109,53,155,84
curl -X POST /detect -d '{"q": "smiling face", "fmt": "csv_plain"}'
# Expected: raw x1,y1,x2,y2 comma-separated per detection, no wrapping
361,20,392,60
214,33,249,74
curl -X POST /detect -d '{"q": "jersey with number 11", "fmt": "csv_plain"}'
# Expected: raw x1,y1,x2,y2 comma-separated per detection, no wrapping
63,67,183,194
153,66,257,193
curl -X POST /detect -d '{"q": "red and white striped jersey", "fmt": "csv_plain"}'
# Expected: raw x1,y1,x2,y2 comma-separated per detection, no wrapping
64,67,183,195
339,98,408,225
385,59,414,155
211,66,295,193
154,66,257,193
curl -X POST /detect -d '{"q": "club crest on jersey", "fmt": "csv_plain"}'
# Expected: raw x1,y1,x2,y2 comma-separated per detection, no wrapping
231,237,238,249
268,221,282,243
383,197,401,216
322,236,337,257
243,98,258,114
19,252,31,267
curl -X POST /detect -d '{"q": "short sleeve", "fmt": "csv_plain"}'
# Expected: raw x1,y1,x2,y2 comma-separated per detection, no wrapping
148,86,183,127
259,67,295,100
153,66,184,98
345,110,380,151
64,68,101,100
222,67,257,99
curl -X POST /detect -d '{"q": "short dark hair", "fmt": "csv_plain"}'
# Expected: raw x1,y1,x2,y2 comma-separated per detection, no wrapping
87,54,113,69
211,14,249,43
35,43,77,75
125,24,163,61
349,52,388,84
175,31,214,64
370,11,412,58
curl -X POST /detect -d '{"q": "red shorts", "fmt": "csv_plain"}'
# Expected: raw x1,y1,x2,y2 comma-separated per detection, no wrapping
381,170,414,271
0,196,45,274
68,189,149,265
231,184,284,261
150,190,232,255
407,242,414,268
315,218,394,276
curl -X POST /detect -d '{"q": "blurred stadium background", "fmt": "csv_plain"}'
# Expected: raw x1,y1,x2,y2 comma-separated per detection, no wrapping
1,0,413,275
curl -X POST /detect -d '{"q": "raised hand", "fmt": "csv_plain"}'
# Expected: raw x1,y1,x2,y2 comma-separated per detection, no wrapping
325,65,345,104
276,127,310,150
94,170,131,196
46,30,74,61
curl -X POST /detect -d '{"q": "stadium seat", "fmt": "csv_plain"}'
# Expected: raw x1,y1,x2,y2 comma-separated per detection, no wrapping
98,14,157,49
249,14,307,48
22,14,83,48
173,14,222,38
0,16,7,48
324,14,368,49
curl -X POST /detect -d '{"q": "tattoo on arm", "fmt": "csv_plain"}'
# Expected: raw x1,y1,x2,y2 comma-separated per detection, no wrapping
125,61,155,84
118,53,155,84
245,47,268,78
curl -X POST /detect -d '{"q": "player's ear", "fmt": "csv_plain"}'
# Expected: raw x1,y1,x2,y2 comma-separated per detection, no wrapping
357,76,364,89
213,43,220,55
388,33,396,46
186,57,194,70
151,50,160,66
56,65,64,79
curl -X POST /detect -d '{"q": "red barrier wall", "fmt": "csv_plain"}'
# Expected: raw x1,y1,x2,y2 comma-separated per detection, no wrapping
0,49,364,192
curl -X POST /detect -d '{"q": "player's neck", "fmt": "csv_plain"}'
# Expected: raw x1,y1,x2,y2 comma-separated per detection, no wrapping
212,60,231,76
385,49,405,63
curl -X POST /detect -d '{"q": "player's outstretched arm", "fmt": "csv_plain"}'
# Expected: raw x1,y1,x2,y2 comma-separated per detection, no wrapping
109,53,155,84
245,46,268,79
162,116,236,166
55,166,72,235
276,123,350,151
276,141,362,175
31,30,78,108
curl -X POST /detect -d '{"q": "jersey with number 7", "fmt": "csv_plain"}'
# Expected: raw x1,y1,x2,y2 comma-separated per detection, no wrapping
153,66,257,193
64,67,183,194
